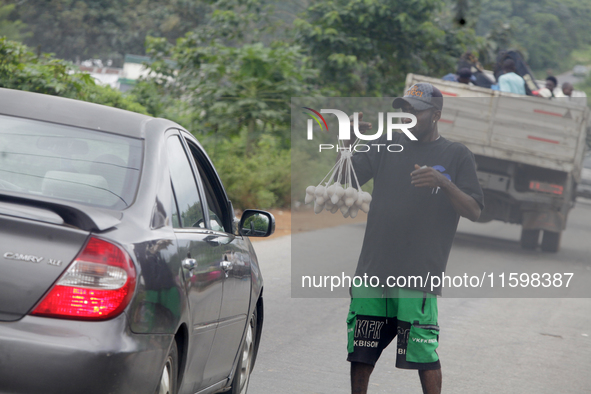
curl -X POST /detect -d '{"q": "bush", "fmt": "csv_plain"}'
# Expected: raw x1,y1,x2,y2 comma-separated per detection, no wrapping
0,38,148,114
199,131,290,210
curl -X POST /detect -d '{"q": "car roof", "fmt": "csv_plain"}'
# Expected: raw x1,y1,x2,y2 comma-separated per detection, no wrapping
0,88,153,138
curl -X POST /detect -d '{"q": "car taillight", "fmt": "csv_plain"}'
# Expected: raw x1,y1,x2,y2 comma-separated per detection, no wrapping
31,237,136,320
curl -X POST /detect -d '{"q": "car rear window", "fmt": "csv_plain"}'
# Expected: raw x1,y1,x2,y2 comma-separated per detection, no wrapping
0,115,142,210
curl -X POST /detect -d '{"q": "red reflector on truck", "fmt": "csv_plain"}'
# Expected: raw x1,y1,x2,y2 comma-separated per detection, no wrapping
534,109,563,117
529,181,563,195
31,237,136,320
527,135,560,144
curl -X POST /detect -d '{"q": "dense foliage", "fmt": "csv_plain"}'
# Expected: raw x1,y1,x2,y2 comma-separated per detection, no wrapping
207,133,291,208
472,0,591,71
0,2,28,42
295,0,481,96
130,0,314,208
0,38,147,113
3,0,209,67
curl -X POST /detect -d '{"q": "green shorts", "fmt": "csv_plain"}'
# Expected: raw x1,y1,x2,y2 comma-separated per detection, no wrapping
346,286,440,370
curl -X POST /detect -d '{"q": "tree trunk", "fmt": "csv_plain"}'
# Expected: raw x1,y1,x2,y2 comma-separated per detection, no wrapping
245,118,256,156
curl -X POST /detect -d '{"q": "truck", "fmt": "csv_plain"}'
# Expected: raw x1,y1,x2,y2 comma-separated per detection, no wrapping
404,74,590,252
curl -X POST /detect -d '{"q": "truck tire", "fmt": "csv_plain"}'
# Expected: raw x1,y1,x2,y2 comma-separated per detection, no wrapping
541,231,561,253
520,229,540,250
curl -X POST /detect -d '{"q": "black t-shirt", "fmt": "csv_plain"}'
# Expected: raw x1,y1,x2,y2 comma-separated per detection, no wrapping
351,133,484,295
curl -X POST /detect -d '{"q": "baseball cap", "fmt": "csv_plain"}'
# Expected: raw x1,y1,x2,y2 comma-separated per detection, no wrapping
392,83,443,111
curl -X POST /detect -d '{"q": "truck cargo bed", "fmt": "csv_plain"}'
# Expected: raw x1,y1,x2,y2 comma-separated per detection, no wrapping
405,74,589,179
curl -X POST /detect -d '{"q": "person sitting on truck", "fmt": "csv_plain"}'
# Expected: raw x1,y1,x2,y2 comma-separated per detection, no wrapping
545,76,559,97
457,68,473,85
558,82,587,105
441,72,458,82
473,71,494,89
534,76,564,99
560,82,585,99
457,51,494,88
497,59,526,95
441,68,475,85
562,82,574,97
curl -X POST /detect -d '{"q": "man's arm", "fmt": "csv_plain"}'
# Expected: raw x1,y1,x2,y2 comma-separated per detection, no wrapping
410,164,481,221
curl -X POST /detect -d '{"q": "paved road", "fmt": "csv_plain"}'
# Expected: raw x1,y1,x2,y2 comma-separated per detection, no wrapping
248,199,591,393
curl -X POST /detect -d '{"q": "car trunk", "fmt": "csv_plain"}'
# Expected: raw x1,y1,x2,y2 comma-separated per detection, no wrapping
0,207,90,321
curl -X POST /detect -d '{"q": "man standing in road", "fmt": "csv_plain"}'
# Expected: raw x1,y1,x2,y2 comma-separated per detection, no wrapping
342,83,484,394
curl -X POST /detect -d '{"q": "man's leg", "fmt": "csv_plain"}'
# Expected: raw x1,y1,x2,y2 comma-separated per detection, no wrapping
396,290,441,394
419,368,442,394
351,362,374,394
347,288,396,394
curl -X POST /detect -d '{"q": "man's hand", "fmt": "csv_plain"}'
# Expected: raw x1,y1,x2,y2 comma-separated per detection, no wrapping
410,164,449,188
411,164,481,221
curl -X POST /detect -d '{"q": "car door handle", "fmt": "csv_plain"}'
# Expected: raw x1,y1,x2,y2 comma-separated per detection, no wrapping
221,260,233,272
205,235,220,246
182,258,197,270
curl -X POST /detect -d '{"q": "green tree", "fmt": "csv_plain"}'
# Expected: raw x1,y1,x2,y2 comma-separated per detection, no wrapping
11,0,209,66
0,38,147,113
473,0,591,72
0,1,29,41
294,0,481,96
142,0,317,154
128,0,309,208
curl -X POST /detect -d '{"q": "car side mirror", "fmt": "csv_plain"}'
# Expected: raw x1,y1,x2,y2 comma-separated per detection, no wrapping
239,209,275,237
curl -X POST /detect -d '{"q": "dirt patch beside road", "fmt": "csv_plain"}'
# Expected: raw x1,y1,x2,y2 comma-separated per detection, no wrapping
250,207,367,242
